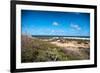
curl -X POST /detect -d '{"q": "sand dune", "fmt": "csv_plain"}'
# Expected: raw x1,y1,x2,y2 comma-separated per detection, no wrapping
50,41,89,49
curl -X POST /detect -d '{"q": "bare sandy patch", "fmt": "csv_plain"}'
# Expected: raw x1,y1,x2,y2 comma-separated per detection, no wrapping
50,40,89,49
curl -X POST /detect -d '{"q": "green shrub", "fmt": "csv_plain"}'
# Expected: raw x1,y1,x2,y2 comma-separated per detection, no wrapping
21,37,68,62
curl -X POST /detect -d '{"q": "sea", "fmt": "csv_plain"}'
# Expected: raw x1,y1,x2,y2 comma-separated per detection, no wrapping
31,35,90,40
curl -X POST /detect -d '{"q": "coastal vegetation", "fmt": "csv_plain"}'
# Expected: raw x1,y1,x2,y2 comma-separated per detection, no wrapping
21,35,90,63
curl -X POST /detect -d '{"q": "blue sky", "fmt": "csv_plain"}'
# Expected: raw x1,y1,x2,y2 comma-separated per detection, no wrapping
21,10,90,36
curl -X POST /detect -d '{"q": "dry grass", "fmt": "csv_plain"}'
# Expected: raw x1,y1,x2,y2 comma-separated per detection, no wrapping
21,35,90,63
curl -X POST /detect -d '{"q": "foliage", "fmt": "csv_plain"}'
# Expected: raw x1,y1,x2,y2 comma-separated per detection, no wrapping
21,36,68,62
21,35,90,63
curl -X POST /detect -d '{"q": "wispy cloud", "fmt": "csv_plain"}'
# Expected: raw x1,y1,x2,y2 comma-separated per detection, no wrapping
52,21,59,26
51,30,55,33
70,23,81,30
49,29,65,35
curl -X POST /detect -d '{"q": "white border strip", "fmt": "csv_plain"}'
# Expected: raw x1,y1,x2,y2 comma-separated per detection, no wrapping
16,4,94,69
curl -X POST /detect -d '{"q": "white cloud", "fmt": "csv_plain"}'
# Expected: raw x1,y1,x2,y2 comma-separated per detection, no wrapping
52,21,59,26
51,30,65,33
51,30,55,33
70,23,81,30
